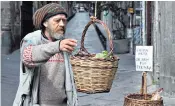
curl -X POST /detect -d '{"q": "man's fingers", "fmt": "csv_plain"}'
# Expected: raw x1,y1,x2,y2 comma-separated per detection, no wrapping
68,39,77,43
63,39,77,47
64,45,74,51
66,41,77,47
59,39,77,52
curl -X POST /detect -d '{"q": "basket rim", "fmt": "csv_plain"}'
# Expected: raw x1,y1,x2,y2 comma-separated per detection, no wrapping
71,65,118,69
71,55,119,62
124,93,163,102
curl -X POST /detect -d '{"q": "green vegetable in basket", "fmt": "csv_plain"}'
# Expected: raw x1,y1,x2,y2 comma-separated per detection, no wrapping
95,53,104,58
95,50,112,59
102,50,108,57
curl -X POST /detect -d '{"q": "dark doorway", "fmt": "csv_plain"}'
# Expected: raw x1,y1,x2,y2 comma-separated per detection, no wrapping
21,1,34,40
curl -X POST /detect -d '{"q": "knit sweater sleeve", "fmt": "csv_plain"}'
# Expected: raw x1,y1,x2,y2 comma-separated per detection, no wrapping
21,39,61,67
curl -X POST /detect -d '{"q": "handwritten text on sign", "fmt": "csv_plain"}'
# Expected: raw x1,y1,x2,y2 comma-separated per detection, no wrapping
135,46,153,71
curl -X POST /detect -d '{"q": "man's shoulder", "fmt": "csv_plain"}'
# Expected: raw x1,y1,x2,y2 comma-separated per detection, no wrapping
23,30,42,40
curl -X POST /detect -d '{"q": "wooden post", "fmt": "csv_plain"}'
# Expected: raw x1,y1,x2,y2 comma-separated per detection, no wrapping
143,72,147,99
140,72,147,100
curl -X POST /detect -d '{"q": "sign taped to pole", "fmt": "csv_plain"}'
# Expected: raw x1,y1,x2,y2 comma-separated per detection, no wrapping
135,46,153,71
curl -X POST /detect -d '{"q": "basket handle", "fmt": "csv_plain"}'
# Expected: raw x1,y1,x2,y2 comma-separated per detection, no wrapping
77,16,114,56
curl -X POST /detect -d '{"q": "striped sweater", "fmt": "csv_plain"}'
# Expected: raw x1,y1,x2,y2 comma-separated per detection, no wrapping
22,30,67,106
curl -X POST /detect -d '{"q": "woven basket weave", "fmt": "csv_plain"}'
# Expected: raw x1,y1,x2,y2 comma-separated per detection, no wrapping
123,93,163,106
123,72,164,106
70,16,119,94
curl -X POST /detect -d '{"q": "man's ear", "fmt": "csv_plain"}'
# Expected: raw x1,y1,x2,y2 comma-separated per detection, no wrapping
43,21,48,27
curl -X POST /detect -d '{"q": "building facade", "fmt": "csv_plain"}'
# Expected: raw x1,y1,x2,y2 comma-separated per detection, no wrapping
152,1,175,99
97,1,175,102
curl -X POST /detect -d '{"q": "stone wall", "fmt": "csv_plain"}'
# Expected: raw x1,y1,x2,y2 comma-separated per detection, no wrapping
159,1,175,98
1,1,14,54
152,1,175,98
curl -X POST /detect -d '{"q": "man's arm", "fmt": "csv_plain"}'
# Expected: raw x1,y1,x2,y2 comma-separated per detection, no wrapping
21,38,77,68
21,39,61,67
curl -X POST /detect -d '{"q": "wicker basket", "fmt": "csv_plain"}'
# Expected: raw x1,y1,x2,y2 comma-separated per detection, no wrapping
123,93,163,106
123,72,164,106
70,16,119,94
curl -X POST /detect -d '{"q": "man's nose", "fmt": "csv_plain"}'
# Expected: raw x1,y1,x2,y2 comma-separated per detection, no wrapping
59,20,65,27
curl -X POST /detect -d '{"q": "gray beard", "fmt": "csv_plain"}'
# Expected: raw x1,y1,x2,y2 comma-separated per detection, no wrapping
49,32,65,41
52,33,64,40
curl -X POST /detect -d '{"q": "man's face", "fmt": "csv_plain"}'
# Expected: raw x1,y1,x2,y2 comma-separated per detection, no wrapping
45,14,67,40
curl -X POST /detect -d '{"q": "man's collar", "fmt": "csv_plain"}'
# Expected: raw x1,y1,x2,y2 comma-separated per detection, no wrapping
41,31,48,40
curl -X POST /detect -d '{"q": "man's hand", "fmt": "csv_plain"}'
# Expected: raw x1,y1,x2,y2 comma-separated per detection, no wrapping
60,39,77,53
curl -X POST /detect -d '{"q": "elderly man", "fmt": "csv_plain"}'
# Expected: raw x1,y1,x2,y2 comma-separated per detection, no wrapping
13,3,77,106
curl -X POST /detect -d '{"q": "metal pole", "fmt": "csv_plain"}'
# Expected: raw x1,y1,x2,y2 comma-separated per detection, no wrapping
95,1,97,17
128,1,134,54
142,1,146,46
153,1,160,84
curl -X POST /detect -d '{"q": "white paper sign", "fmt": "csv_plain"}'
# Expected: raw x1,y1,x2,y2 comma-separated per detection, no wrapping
135,46,153,71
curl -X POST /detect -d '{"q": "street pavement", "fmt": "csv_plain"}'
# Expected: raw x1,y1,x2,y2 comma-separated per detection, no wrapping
1,12,174,106
1,49,20,106
65,12,104,54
